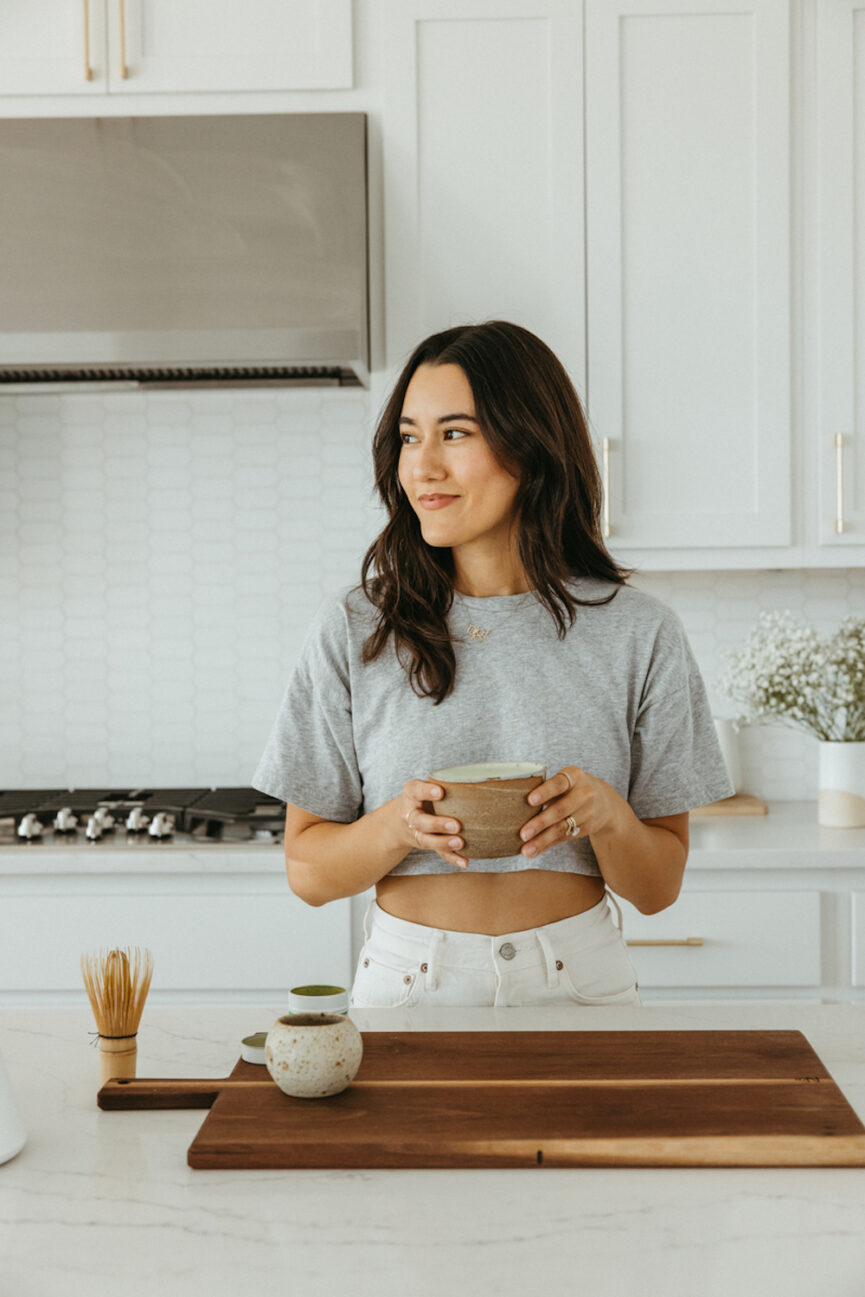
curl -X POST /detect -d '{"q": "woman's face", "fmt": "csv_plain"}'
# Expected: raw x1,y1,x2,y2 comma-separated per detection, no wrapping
397,363,521,555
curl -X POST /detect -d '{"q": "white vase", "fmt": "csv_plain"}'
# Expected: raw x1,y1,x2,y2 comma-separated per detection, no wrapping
817,741,865,827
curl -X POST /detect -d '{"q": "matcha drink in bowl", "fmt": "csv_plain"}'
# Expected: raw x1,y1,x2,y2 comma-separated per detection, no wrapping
428,761,545,858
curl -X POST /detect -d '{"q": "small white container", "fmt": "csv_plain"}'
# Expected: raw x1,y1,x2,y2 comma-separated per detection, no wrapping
265,1013,363,1099
288,984,349,1014
240,1032,268,1065
0,1048,26,1165
818,740,865,827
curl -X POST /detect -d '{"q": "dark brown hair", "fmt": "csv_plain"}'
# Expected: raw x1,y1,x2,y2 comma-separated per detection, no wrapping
359,321,632,703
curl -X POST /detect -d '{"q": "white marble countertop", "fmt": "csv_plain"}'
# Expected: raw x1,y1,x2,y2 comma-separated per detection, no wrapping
1,801,864,875
1,1003,865,1297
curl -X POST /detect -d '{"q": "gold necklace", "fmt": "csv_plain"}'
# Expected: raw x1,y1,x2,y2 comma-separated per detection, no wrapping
452,592,535,642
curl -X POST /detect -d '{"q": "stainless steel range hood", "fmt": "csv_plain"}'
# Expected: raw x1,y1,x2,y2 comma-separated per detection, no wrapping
0,113,369,390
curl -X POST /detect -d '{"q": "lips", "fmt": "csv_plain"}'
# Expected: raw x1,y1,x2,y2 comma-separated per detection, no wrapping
418,494,459,510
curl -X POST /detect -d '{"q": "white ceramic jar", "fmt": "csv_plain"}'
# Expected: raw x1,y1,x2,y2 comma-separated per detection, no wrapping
265,1013,363,1098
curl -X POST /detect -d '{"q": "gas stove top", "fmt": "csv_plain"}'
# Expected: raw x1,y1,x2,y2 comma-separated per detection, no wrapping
0,788,285,846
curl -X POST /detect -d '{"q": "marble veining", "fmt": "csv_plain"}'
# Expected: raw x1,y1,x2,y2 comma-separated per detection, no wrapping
1,1005,865,1297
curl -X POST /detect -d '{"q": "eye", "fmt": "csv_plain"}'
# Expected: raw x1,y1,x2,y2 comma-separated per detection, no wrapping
399,430,418,444
443,427,470,440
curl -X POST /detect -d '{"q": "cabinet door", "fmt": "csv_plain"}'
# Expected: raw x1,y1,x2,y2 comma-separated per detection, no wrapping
585,0,791,549
382,0,585,389
0,0,108,94
816,1,865,545
618,890,821,988
105,0,353,92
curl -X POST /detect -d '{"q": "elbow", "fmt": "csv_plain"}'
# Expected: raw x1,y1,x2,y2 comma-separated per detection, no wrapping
285,856,328,908
633,874,684,916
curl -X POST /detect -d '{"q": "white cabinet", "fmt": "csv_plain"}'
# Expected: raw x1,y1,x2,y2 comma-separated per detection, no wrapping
0,859,353,1005
0,0,352,96
584,0,791,551
815,0,865,547
618,890,822,989
381,0,586,388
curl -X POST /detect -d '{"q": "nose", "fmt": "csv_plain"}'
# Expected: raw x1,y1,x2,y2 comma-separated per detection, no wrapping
411,438,446,482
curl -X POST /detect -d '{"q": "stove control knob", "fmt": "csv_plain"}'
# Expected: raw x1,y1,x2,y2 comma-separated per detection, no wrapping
85,813,104,841
148,811,175,839
17,812,44,841
53,807,78,833
125,807,151,833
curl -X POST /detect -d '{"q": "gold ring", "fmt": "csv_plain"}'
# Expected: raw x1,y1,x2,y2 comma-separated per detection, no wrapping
564,815,579,838
561,770,573,790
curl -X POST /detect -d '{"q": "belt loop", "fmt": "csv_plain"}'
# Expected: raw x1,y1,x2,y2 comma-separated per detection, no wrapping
535,928,560,989
362,897,377,942
424,930,444,991
605,888,624,936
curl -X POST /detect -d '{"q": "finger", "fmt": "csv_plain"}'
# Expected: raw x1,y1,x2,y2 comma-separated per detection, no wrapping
414,830,468,869
520,820,570,858
416,811,461,837
520,799,577,842
527,769,579,808
406,780,444,804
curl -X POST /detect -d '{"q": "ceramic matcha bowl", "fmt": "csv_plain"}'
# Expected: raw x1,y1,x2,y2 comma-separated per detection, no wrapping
428,761,546,859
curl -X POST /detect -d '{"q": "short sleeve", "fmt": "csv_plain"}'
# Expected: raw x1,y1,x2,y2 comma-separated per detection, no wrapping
628,613,734,819
250,598,363,821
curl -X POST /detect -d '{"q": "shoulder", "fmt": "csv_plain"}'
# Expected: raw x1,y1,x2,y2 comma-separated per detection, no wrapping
569,578,684,637
299,584,380,669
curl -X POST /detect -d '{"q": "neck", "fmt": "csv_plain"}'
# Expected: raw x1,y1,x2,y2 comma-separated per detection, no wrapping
452,552,531,598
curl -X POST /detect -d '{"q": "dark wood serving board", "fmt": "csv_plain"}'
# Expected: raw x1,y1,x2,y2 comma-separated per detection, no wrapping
98,1030,865,1168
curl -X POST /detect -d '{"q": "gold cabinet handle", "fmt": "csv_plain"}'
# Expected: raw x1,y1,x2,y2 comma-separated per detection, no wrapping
118,0,129,78
83,0,93,80
626,938,704,947
601,436,611,538
835,433,845,535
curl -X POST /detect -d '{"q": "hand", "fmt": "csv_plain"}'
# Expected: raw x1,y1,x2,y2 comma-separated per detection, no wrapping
397,779,468,869
518,766,625,858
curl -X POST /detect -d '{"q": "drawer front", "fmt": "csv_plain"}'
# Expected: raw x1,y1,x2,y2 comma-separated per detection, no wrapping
0,884,351,995
617,891,821,988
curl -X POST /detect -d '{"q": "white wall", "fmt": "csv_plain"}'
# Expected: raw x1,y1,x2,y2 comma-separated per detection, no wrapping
1,385,862,799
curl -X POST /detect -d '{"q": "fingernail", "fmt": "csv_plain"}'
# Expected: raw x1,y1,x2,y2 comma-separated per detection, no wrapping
528,793,540,805
446,821,459,832
430,787,442,797
523,845,536,857
457,858,468,868
521,828,533,841
448,837,462,848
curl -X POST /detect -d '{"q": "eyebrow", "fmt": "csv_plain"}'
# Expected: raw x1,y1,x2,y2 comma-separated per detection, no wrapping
398,413,480,425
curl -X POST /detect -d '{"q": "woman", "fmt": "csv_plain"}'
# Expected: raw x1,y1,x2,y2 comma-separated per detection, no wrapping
252,321,733,1008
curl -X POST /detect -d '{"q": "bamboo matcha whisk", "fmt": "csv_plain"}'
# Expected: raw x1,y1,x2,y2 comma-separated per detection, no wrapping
81,946,153,1086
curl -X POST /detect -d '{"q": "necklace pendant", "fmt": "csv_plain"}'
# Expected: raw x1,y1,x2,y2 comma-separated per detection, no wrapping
467,622,491,642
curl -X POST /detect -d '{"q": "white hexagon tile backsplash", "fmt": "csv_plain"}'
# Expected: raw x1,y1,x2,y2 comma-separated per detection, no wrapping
1,387,864,800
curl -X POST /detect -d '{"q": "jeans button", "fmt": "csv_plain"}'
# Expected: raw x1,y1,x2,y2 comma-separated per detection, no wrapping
556,960,563,971
499,942,517,961
420,962,428,973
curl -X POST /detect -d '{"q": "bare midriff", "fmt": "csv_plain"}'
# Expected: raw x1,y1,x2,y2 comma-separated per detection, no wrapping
375,868,607,937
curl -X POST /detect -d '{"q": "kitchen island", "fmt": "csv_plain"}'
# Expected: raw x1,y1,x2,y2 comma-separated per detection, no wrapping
1,1004,865,1297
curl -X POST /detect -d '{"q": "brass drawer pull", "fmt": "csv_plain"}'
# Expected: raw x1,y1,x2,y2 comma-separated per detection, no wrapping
83,0,93,80
626,937,704,947
119,0,129,78
601,436,611,538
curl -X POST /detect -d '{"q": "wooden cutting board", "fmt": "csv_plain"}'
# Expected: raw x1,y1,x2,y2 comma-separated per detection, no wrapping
98,1030,865,1169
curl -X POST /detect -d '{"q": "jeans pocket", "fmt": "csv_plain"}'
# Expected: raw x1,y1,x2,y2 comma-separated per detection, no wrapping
556,933,641,1006
349,942,424,1009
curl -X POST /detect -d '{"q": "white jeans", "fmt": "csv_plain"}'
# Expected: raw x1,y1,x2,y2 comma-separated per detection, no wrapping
349,892,642,1009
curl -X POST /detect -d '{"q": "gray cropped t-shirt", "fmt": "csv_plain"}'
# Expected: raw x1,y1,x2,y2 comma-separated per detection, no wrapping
251,579,733,878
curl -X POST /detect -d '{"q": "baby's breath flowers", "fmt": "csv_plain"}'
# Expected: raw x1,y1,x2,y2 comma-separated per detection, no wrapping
721,612,865,742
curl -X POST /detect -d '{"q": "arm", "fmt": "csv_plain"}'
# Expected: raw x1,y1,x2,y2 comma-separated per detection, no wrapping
518,767,688,915
283,782,469,907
